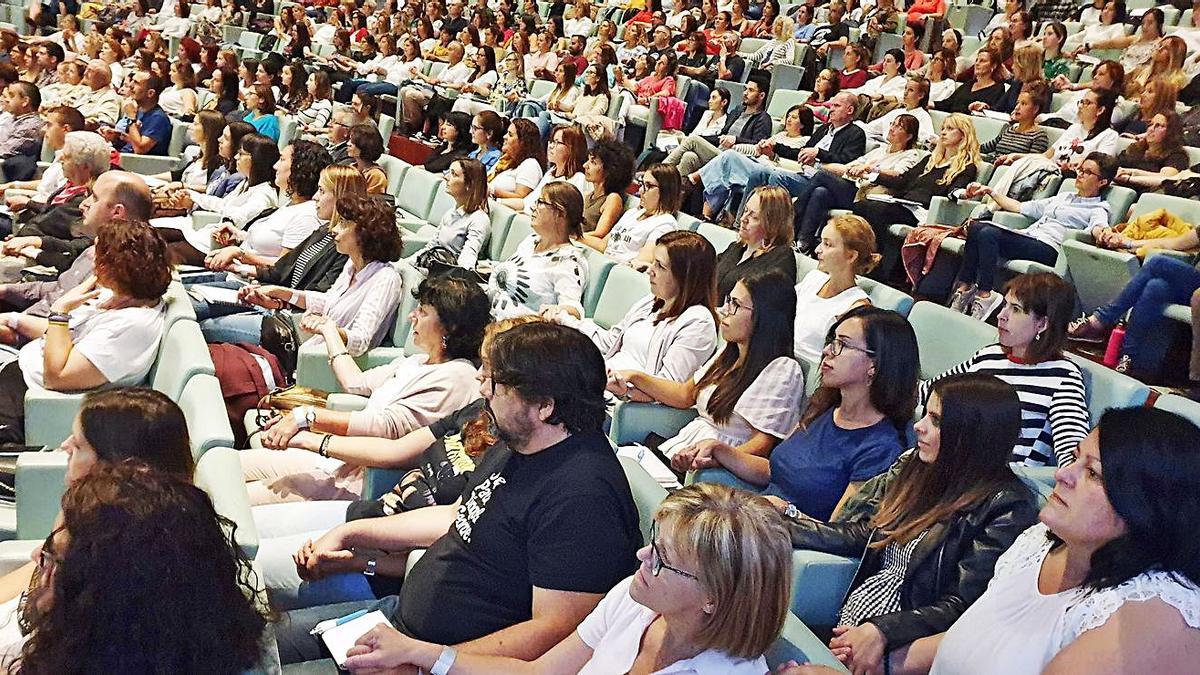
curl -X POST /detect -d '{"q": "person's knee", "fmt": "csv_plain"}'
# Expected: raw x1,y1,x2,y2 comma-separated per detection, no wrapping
1191,287,1200,309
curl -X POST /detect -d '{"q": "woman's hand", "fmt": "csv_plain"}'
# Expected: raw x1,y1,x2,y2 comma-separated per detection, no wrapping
238,284,284,309
212,223,244,247
293,533,356,581
829,623,887,675
300,313,333,334
962,182,991,199
343,625,425,671
772,662,845,675
49,276,100,315
967,101,989,113
261,412,302,449
540,304,579,323
291,430,324,453
670,439,724,472
762,494,791,515
205,246,244,271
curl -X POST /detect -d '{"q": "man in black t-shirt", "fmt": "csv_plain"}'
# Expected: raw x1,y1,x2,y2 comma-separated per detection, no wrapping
275,323,641,669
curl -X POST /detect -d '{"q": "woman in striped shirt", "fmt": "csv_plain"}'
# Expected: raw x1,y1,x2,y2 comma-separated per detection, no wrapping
920,273,1090,467
981,83,1051,164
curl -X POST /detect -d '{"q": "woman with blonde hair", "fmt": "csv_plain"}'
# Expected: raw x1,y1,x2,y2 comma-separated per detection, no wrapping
853,113,981,279
406,158,491,271
745,16,796,71
714,185,798,300
341,483,794,673
793,215,879,363
970,42,1044,115
1125,36,1188,101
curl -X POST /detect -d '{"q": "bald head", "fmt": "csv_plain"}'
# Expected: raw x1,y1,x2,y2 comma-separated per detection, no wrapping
81,171,152,235
84,60,113,90
827,92,858,126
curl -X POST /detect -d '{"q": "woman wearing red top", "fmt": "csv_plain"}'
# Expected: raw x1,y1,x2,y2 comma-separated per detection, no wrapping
635,52,678,105
906,0,946,29
839,45,870,90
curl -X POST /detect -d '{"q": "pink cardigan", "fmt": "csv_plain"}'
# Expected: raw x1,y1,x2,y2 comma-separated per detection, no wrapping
339,354,480,438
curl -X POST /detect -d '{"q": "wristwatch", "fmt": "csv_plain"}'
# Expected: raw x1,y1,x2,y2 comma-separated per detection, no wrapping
292,405,317,430
363,557,377,577
783,502,801,520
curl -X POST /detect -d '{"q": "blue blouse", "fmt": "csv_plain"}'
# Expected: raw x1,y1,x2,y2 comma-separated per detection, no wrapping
244,112,281,142
469,146,502,173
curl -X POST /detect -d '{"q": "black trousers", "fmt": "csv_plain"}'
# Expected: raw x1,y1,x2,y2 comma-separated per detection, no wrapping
0,361,29,445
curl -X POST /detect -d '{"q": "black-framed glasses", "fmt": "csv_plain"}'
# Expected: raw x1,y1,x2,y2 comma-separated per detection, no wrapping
825,335,876,357
720,297,753,316
638,178,659,191
535,197,562,212
649,523,698,581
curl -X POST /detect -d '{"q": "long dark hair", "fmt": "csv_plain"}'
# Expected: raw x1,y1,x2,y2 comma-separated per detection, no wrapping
870,373,1023,547
195,110,226,177
16,463,270,674
1058,407,1200,592
696,269,796,424
802,306,919,443
242,133,279,187
652,230,717,325
223,121,256,173
77,388,194,477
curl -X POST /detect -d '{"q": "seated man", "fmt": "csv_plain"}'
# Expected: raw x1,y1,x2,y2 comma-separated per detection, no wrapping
0,82,45,178
663,74,773,176
0,106,86,216
99,72,171,156
0,171,152,334
275,322,642,669
399,41,473,136
73,60,123,128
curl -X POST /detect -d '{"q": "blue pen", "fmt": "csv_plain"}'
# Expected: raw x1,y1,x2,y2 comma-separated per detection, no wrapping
334,609,369,626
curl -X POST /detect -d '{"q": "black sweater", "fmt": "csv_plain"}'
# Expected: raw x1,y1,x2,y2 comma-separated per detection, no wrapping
934,80,1007,114
876,156,979,206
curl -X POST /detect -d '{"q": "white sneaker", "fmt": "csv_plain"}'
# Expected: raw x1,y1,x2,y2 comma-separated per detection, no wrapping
969,293,1006,321
948,286,977,314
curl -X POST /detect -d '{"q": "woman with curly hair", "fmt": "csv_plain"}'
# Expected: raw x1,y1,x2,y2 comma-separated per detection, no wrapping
0,221,171,445
246,275,491,504
199,139,333,271
9,462,270,673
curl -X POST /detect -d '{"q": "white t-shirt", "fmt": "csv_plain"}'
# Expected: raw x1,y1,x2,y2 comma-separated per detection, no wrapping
793,270,869,363
18,294,166,390
491,157,545,196
577,576,770,675
1048,125,1120,168
520,171,589,214
604,209,681,263
932,522,1200,675
244,199,323,257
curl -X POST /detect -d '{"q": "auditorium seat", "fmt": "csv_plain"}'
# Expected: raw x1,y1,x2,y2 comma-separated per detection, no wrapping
908,301,998,378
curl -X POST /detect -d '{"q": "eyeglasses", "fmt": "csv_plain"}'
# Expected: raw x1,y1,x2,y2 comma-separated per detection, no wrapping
637,178,659,191
824,335,876,357
1076,166,1101,178
649,523,699,580
720,296,753,316
535,198,562,212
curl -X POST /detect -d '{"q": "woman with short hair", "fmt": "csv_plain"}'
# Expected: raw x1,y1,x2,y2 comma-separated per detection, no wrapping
242,84,280,142
581,139,634,237
348,124,388,194
408,159,491,271
342,483,794,674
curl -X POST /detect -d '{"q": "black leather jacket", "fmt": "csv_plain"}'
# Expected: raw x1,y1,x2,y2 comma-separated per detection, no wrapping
787,454,1039,649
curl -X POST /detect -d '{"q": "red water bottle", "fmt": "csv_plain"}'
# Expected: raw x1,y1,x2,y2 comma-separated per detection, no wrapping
1103,323,1126,368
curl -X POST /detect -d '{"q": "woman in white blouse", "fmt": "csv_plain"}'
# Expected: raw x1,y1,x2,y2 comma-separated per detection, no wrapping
793,215,878,363
247,274,490,504
874,407,1200,675
611,268,805,481
1022,88,1120,173
294,71,335,132
692,87,731,137
853,49,908,109
408,158,491,270
343,483,793,675
158,60,200,119
487,118,546,201
551,230,719,385
488,181,590,319
745,16,796,71
449,47,501,115
580,164,684,266
501,124,590,214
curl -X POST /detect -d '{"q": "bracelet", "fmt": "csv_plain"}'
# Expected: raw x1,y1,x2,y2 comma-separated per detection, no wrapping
318,434,332,458
47,312,70,325
327,351,351,364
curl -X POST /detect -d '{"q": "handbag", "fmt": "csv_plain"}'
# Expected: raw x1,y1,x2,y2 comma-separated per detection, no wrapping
416,245,488,283
259,311,302,376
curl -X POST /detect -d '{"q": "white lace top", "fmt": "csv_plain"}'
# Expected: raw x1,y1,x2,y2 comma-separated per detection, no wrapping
931,523,1200,674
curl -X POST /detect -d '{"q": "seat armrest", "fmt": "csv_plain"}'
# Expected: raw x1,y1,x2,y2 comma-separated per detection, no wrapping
295,342,404,393
927,196,981,226
0,540,39,577
991,211,1033,230
326,393,370,412
607,401,698,446
790,549,861,629
15,451,68,540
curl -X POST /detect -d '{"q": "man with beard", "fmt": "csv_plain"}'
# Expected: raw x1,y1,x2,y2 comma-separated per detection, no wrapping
275,321,641,670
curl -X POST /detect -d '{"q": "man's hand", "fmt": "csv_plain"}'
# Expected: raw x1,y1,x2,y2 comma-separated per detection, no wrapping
1,236,42,256
343,625,426,672
796,147,820,165
5,195,30,212
718,134,736,149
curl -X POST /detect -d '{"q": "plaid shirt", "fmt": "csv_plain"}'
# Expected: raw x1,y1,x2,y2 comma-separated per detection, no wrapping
0,112,44,159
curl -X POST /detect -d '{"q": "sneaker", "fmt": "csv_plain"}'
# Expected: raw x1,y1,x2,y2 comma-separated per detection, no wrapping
969,292,1005,321
1067,315,1109,343
1115,354,1133,374
948,286,977,314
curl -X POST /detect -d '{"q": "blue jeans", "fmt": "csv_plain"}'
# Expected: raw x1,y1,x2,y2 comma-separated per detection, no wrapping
535,110,554,139
797,170,859,245
699,151,767,214
740,168,813,237
277,595,402,667
199,311,268,344
956,223,1058,293
1095,255,1200,376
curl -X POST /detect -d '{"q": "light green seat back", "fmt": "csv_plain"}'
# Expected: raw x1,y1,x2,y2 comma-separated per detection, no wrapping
581,247,616,317
908,301,998,379
1066,354,1150,425
591,263,650,329
695,221,738,254
148,320,216,401
617,456,666,547
485,203,517,261
1153,393,1200,428
178,374,235,461
378,154,409,198
390,262,426,346
857,276,914,316
193,447,259,559
396,168,443,221
500,214,533,261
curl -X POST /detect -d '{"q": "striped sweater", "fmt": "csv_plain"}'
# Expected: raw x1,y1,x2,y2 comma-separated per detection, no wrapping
918,345,1089,467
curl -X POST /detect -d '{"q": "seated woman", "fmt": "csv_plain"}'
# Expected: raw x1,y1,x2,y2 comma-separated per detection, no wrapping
902,407,1200,675
924,49,957,105
950,152,1116,321
806,68,842,124
203,67,241,117
1043,61,1132,130
181,140,330,269
486,119,546,203
9,463,270,672
154,111,227,193
1068,249,1200,379
781,373,1039,675
1040,88,1121,173
466,110,506,174
581,139,634,238
516,60,579,119
581,164,683,266
851,49,908,111
341,482,793,673
501,124,590,214
0,221,170,445
714,186,798,301
934,48,1005,114
934,273,1088,467
745,16,796,71
794,113,928,251
1124,34,1188,100
793,215,879,363
419,111,475,174
1116,110,1190,188
704,305,918,522
447,47,501,116
201,120,254,198
242,84,281,142
246,276,490,504
347,124,388,195
981,84,1051,164
407,159,491,271
694,104,811,221
537,63,612,137
210,193,403,357
488,182,589,318
159,60,200,119
968,42,1045,116
853,114,981,278
613,269,804,484
552,230,719,384
293,71,335,132
1063,0,1128,54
